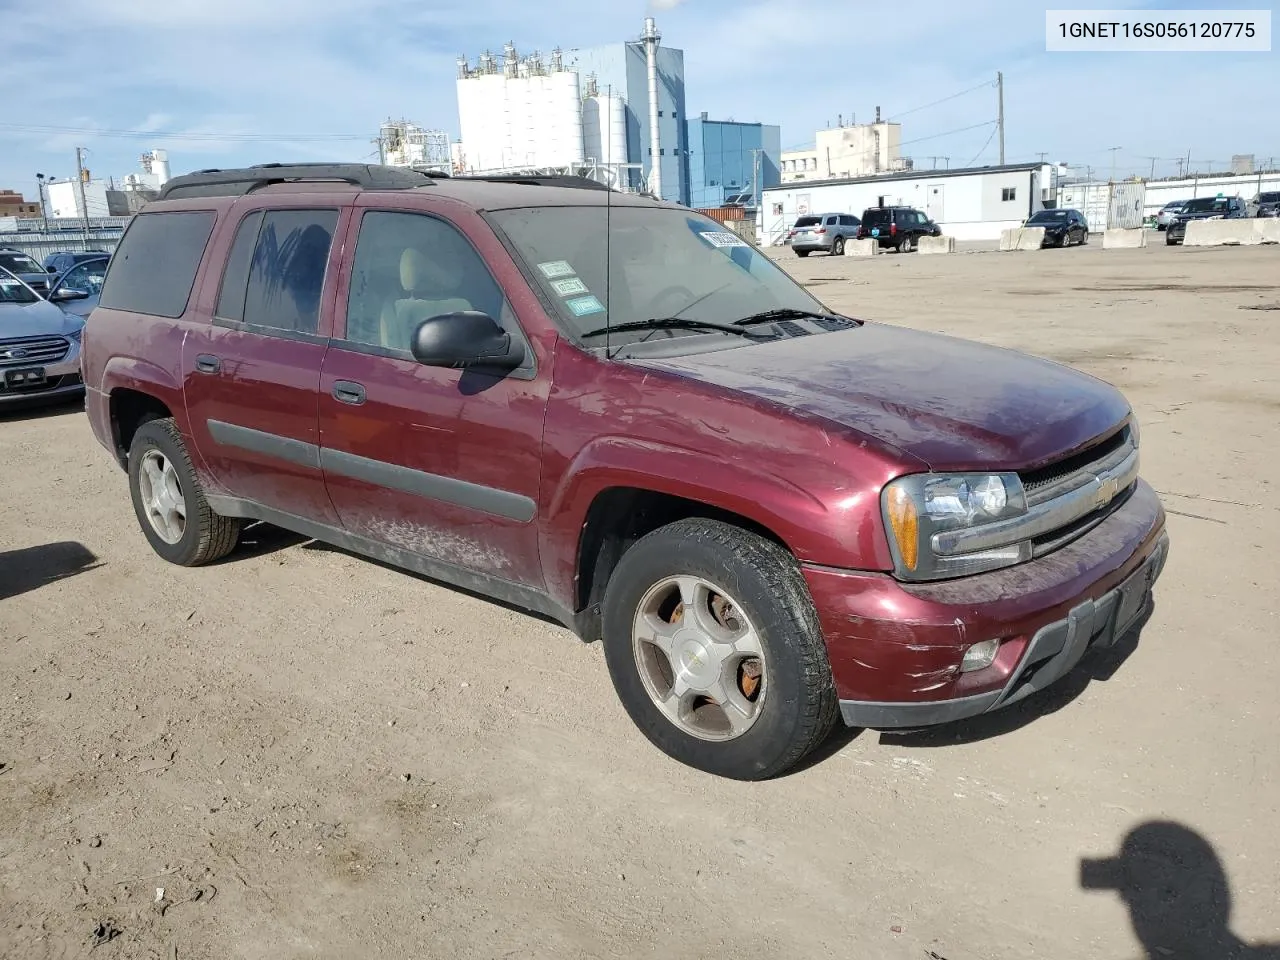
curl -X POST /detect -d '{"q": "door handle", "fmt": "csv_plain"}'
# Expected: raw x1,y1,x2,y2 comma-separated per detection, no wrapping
333,380,366,405
195,354,221,374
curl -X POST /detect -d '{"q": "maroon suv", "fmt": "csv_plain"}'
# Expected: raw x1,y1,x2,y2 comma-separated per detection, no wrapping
81,163,1169,780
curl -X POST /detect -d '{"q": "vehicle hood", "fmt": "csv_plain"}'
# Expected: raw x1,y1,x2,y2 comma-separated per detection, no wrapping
0,299,86,338
1177,209,1228,220
630,322,1131,472
1031,220,1069,230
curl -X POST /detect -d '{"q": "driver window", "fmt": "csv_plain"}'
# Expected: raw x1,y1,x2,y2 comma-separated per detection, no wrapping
344,210,507,352
63,261,107,292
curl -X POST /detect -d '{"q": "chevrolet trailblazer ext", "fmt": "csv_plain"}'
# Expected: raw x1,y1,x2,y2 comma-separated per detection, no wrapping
82,163,1169,780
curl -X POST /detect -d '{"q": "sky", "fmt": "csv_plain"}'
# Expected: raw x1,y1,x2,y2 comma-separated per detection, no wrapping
1,0,1276,199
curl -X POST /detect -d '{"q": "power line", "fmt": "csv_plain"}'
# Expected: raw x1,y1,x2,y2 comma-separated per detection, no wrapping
884,79,995,122
964,125,1000,167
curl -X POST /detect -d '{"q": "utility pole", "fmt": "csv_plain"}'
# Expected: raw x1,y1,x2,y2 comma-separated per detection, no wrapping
35,173,49,232
1107,146,1121,182
996,71,1005,165
1036,152,1048,164
1175,157,1185,178
74,147,91,244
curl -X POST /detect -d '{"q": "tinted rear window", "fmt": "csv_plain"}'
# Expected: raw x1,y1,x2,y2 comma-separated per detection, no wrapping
862,208,892,225
99,211,216,318
794,216,821,227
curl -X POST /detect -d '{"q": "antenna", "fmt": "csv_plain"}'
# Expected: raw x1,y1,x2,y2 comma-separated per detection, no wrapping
604,82,613,360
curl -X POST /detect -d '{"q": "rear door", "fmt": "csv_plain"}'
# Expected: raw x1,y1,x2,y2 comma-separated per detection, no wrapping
181,200,350,525
791,215,821,243
315,199,549,585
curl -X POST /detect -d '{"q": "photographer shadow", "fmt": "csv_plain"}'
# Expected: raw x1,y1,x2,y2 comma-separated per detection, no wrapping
1082,821,1280,960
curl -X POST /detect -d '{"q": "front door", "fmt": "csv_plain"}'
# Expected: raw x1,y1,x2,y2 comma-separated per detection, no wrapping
927,183,945,222
316,204,549,586
182,202,349,525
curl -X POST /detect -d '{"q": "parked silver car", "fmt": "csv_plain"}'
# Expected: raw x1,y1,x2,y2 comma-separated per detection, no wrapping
788,212,861,257
1155,200,1187,231
0,266,89,408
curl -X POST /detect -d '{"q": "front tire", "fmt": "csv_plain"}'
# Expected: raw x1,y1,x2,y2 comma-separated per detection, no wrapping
127,417,241,566
832,236,845,256
601,518,839,780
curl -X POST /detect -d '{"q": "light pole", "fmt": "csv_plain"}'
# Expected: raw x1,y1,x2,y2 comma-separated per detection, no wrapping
1108,146,1122,182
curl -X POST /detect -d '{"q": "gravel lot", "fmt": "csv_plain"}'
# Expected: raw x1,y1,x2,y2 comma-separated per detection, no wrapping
2,238,1278,960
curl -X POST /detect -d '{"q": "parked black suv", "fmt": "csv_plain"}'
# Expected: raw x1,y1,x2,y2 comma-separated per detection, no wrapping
1165,195,1247,245
856,206,941,253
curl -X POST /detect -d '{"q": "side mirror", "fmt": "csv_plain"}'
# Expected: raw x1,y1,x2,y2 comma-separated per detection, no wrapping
411,311,525,371
49,286,91,303
47,265,57,273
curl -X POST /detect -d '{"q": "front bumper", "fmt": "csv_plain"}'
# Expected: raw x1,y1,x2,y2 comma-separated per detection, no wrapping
802,478,1169,729
0,339,84,406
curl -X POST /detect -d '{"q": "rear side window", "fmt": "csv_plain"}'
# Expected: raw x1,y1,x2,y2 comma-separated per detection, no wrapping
99,211,215,318
239,209,339,336
839,215,855,226
214,211,264,322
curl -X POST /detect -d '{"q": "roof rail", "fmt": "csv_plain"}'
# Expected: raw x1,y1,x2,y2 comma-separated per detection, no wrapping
155,162,440,201
453,174,613,192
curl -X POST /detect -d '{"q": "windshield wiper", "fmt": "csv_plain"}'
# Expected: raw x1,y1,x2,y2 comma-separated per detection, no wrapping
580,317,773,340
731,307,851,326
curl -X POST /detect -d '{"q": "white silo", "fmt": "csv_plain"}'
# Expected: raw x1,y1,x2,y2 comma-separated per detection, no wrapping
583,93,626,166
548,69,584,166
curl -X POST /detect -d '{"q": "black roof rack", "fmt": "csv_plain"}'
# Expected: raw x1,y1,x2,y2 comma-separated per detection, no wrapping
156,162,441,201
452,174,613,191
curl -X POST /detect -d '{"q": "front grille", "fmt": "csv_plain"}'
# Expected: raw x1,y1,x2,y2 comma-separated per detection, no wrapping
1020,425,1131,498
27,280,49,294
0,335,71,368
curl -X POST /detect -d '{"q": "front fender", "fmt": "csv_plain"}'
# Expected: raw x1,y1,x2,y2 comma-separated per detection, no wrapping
539,434,890,611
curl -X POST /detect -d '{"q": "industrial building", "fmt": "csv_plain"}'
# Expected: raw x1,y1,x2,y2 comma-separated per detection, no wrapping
684,115,781,210
760,162,1053,243
452,17,687,201
781,113,907,182
0,190,42,219
377,121,452,173
40,150,170,220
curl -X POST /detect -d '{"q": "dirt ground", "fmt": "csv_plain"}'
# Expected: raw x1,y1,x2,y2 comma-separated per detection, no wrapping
2,238,1278,960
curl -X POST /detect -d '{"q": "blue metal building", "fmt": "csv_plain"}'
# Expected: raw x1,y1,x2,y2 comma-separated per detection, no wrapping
684,114,781,210
563,39,688,203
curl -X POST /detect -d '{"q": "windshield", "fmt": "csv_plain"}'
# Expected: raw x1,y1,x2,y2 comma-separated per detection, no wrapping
0,270,39,304
1258,192,1280,204
1182,197,1230,213
0,251,43,274
1028,210,1069,223
488,205,830,349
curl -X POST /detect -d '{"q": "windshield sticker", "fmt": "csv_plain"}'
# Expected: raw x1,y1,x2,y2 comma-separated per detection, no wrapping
549,276,589,298
537,260,575,279
697,231,749,249
0,278,20,287
565,294,605,317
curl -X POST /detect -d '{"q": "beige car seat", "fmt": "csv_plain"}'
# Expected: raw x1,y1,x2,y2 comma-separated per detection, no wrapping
379,246,476,349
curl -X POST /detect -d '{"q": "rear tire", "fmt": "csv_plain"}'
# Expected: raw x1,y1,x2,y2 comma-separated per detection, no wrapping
795,249,810,258
600,518,839,781
128,417,241,566
832,236,845,256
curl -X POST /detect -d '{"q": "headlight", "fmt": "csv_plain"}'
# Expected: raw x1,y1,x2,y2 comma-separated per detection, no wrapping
1128,411,1140,449
882,472,1031,581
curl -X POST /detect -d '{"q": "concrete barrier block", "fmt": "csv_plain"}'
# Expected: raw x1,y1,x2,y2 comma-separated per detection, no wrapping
1254,219,1280,244
1102,228,1148,249
1000,227,1046,251
844,238,881,256
917,235,955,255
1184,219,1254,246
